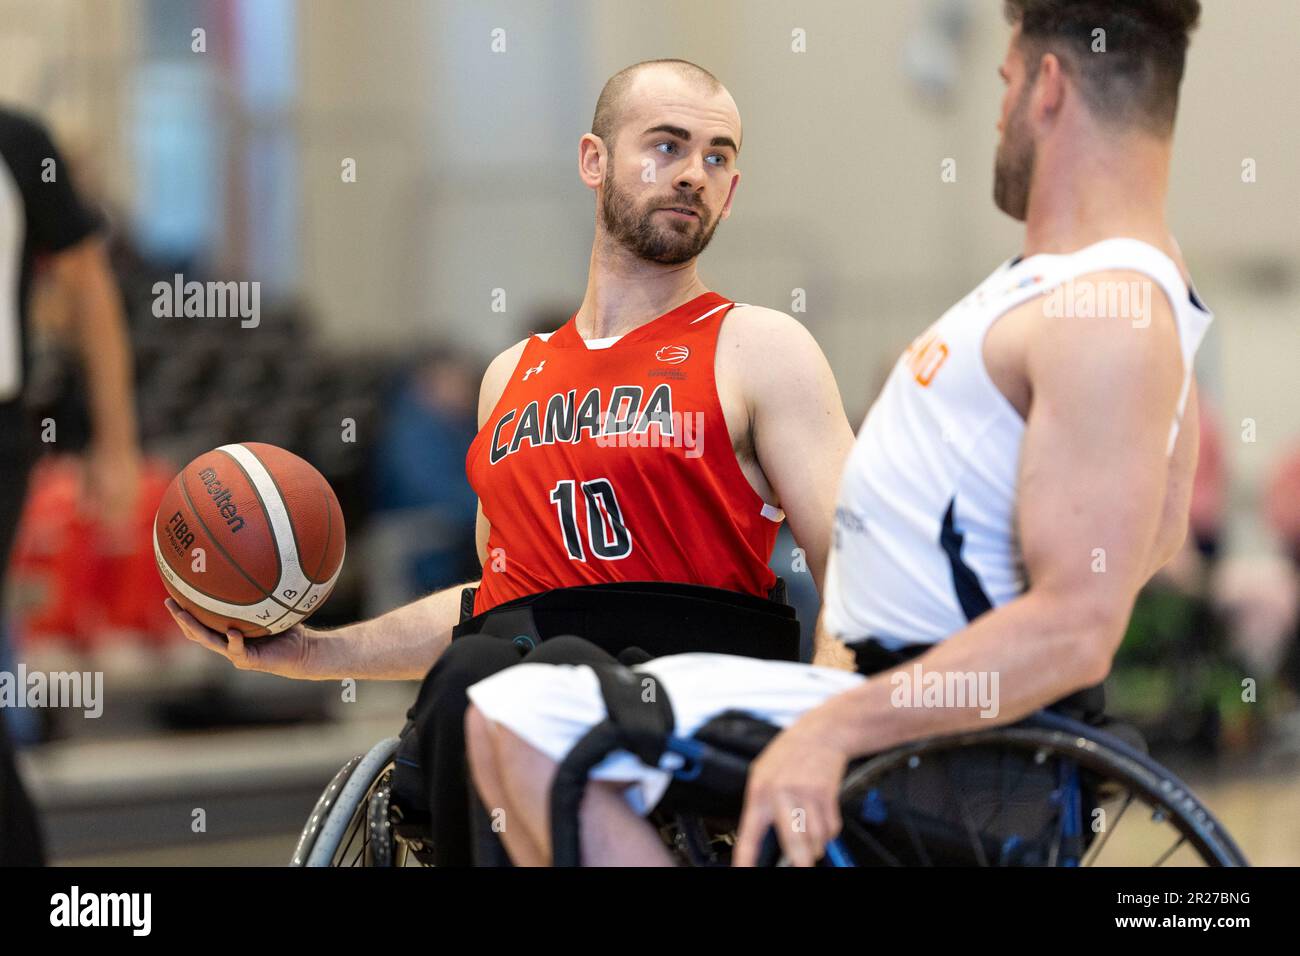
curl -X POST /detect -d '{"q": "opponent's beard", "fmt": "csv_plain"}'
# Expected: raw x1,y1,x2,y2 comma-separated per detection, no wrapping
600,169,719,265
993,91,1036,221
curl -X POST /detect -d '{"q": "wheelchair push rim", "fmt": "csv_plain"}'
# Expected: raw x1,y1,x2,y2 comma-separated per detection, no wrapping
292,736,405,867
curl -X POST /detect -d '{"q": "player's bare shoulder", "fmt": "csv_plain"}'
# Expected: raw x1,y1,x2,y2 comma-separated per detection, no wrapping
716,304,832,397
1023,269,1181,375
718,303,818,348
988,269,1182,420
478,338,530,427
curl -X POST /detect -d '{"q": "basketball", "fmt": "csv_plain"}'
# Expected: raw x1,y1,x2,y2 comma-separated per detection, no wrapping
152,442,346,637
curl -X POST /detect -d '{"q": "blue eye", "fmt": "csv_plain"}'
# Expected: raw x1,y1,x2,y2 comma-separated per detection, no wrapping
656,142,676,154
706,154,726,166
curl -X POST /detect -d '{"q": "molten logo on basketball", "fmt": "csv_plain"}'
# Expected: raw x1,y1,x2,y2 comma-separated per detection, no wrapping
198,467,246,532
656,345,689,365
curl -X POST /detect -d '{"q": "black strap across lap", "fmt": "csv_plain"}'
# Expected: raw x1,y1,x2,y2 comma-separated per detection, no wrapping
551,661,676,866
590,664,675,767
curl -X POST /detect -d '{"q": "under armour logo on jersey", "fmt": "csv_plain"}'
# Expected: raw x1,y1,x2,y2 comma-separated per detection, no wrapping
522,360,546,381
655,345,689,365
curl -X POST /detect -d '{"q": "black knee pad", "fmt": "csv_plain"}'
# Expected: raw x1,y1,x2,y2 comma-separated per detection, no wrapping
392,634,522,825
426,635,522,715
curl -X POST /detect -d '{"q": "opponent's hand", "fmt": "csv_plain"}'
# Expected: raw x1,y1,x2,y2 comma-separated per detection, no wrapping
165,598,316,680
733,714,850,867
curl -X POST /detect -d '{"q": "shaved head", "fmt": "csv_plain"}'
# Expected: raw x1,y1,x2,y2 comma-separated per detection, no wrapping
592,59,736,151
584,59,742,265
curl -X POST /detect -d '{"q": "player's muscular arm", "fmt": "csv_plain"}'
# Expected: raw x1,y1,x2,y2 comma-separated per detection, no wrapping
811,274,1186,754
168,340,528,681
721,307,855,592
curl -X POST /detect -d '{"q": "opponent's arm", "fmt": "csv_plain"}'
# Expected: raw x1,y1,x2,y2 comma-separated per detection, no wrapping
729,307,855,592
168,339,528,681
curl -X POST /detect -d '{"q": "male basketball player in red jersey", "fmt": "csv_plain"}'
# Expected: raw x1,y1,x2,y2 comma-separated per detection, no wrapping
168,58,855,864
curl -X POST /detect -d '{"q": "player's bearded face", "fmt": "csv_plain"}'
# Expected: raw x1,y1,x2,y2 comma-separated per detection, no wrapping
994,75,1036,221
600,161,720,265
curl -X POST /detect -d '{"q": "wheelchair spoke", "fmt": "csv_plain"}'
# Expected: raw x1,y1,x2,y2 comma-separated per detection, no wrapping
989,749,1013,834
987,747,1033,835
348,839,366,867
1049,758,1084,868
895,798,933,867
350,809,373,867
1152,833,1188,867
1080,792,1133,867
338,808,365,866
843,815,903,866
942,755,991,867
1046,814,1062,868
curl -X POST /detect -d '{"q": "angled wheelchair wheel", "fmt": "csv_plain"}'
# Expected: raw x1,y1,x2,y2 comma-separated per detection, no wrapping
291,737,429,867
814,711,1247,867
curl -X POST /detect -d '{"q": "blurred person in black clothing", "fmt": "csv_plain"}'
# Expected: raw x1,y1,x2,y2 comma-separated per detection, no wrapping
0,107,141,865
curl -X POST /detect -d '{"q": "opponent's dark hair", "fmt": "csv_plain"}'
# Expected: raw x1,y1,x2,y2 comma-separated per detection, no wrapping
1004,0,1201,134
591,59,726,150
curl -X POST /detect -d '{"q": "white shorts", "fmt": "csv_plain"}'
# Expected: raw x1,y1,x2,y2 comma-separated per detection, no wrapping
466,653,864,815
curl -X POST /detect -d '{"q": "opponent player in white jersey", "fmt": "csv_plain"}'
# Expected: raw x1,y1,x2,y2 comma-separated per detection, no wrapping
463,0,1210,866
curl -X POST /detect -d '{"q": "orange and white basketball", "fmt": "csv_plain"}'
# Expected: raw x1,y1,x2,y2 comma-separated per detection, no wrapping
153,443,345,637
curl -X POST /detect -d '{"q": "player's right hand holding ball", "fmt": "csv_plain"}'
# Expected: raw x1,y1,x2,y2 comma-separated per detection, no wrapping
165,598,319,679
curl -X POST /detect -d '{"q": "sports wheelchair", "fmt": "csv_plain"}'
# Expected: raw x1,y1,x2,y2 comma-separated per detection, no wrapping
291,695,1248,868
290,580,1246,867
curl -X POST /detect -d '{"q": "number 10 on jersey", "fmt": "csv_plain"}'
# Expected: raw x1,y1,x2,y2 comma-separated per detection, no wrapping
549,478,633,561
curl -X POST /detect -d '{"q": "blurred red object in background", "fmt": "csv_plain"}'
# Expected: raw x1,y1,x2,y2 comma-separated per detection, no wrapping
8,454,178,650
1189,395,1227,545
1265,444,1300,562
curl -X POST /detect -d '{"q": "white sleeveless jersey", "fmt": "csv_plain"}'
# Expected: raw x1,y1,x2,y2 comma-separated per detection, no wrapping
823,238,1213,646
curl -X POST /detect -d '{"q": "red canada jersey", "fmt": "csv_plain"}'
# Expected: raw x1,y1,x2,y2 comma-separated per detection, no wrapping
467,291,782,614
